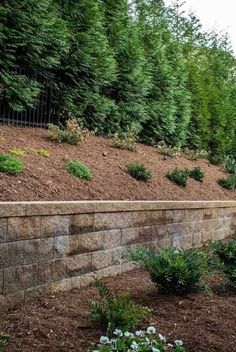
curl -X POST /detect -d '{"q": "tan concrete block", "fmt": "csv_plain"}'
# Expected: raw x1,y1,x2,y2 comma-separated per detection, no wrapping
38,259,67,284
24,238,54,264
192,232,202,247
0,242,25,268
112,247,129,265
8,216,41,241
133,210,165,227
41,215,70,237
0,203,26,218
68,231,104,256
0,219,7,242
92,250,113,270
103,230,122,249
4,264,38,294
70,214,94,235
94,212,133,231
122,228,139,245
66,253,92,277
53,236,69,258
0,270,3,294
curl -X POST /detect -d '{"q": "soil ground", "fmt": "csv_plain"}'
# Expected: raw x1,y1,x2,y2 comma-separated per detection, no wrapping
1,268,236,352
0,125,236,201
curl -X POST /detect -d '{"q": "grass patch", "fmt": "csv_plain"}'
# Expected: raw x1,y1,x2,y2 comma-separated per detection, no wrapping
126,163,151,182
65,160,92,180
0,153,23,175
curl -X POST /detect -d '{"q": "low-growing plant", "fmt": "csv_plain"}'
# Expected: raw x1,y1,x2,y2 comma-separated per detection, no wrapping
183,148,208,161
0,332,10,352
0,153,23,175
111,128,137,152
167,168,189,187
218,175,236,191
128,246,209,295
156,141,182,158
65,160,92,180
90,278,149,332
9,148,26,157
189,167,205,182
48,118,88,145
35,148,49,157
208,153,223,166
126,163,151,182
210,240,236,285
223,155,236,175
91,326,187,352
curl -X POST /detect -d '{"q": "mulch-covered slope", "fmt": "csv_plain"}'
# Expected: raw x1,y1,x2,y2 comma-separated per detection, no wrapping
1,269,236,352
0,125,235,201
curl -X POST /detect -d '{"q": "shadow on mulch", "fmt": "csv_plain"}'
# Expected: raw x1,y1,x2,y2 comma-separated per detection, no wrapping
1,269,236,352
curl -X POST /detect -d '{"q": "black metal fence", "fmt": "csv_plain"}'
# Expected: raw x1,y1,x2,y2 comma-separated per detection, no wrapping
0,70,58,128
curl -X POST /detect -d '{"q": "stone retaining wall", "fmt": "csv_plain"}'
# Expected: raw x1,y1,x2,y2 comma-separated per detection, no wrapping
0,201,236,307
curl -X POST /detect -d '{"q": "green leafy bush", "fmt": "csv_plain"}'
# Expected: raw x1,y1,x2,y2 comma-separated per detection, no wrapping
128,246,209,295
208,154,223,166
111,128,137,152
92,327,187,352
183,148,208,161
90,278,149,331
0,153,23,175
210,240,236,285
223,155,236,175
65,160,92,180
218,175,236,191
48,118,88,145
167,168,189,187
189,167,205,182
156,141,182,158
126,163,151,182
0,332,10,352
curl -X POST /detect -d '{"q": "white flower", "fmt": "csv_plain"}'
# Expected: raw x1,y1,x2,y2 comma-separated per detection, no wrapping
147,326,156,335
113,329,123,337
131,341,139,350
135,330,145,337
174,340,183,347
99,336,110,344
125,332,133,337
152,348,161,352
158,333,166,342
167,343,174,349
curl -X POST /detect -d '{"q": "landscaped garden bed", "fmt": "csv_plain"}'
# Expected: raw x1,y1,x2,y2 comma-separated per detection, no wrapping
0,268,236,352
0,125,236,201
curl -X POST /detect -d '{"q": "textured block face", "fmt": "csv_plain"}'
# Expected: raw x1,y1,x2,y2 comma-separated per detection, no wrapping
92,250,113,270
70,214,94,235
133,211,165,227
0,242,25,268
94,212,133,231
0,219,7,242
41,215,70,238
66,253,92,277
24,239,54,264
8,216,41,241
4,264,39,294
38,259,67,284
0,270,3,294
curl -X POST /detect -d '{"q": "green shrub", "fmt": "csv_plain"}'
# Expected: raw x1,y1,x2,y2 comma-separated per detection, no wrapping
128,246,209,295
48,118,88,145
0,332,10,352
218,175,236,191
167,168,189,187
111,128,137,152
91,327,187,352
210,240,236,285
156,141,182,158
189,167,205,182
126,163,151,182
223,155,236,175
208,154,223,166
90,278,149,332
183,148,208,161
65,160,92,180
0,153,23,175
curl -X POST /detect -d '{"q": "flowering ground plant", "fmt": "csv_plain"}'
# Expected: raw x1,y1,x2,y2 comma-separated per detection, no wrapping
91,327,187,352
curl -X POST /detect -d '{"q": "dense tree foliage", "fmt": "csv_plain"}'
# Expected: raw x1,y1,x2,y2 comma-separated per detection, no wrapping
0,0,236,156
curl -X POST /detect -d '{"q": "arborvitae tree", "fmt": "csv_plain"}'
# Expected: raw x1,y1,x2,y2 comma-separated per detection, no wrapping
0,0,69,110
56,0,117,131
101,0,151,133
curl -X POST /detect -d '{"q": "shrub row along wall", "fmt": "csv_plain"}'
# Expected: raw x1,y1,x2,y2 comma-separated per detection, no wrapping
0,201,236,308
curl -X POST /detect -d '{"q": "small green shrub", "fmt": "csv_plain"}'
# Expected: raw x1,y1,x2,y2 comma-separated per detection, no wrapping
223,155,236,175
48,118,88,145
208,154,223,166
65,160,92,180
218,175,236,191
0,332,10,352
128,246,209,295
167,168,189,187
189,167,205,182
183,148,208,161
156,141,182,158
90,278,149,331
92,327,187,352
126,163,151,182
210,240,236,285
111,128,137,152
0,153,23,175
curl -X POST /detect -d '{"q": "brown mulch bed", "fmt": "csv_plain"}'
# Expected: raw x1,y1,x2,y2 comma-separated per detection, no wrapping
1,269,236,352
0,125,236,201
